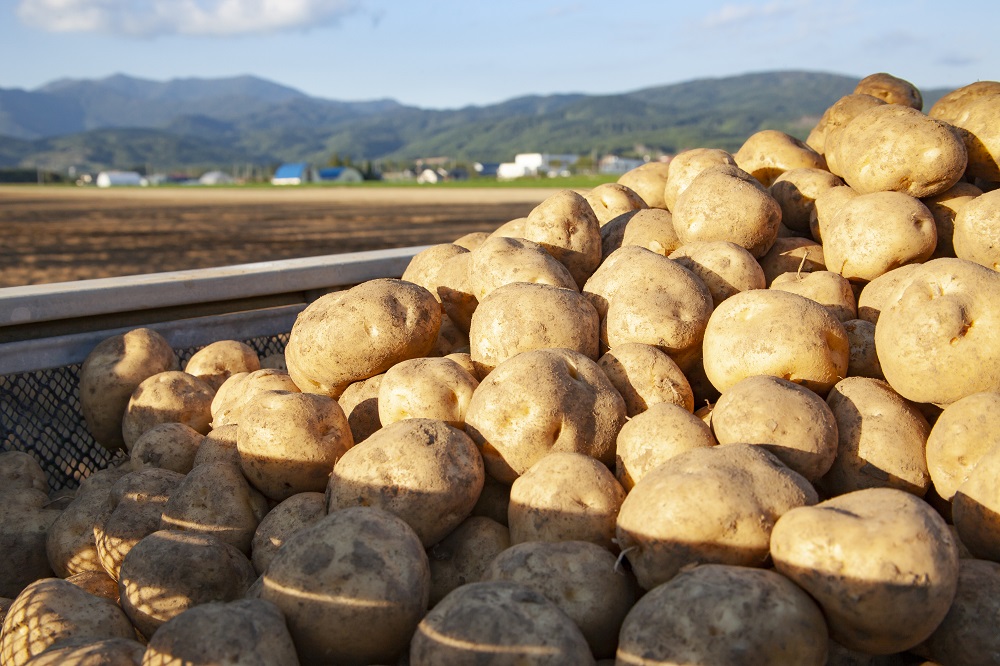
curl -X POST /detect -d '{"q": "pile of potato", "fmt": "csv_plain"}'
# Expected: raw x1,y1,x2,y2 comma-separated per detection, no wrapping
3,72,1000,665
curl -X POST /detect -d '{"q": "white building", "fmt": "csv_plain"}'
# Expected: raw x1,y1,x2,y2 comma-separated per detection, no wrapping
497,153,579,180
598,155,646,175
96,171,146,187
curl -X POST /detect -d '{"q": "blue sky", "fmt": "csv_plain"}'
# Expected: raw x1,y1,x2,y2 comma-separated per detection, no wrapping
1,0,997,109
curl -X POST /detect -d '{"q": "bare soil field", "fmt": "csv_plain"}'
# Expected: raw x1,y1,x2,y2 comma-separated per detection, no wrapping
0,185,566,288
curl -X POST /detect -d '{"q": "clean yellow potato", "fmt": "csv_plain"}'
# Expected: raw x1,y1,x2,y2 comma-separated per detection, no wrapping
80,328,179,452
427,515,510,607
127,421,203,474
853,72,923,109
597,343,694,416
820,377,931,497
711,374,838,483
210,368,300,428
823,191,937,283
806,93,886,159
925,392,1000,501
954,189,1000,270
672,164,782,258
929,81,1000,182
520,189,603,287
616,564,828,666
734,129,827,187
378,356,478,428
842,318,884,380
952,441,1000,561
468,281,600,377
663,148,736,211
616,443,817,590
336,373,383,444
184,340,260,391
121,370,215,451
830,104,967,198
617,160,671,209
668,240,766,308
924,181,983,258
467,235,578,301
770,487,959,655
483,540,638,660
757,236,826,285
261,506,430,665
808,184,858,243
237,390,353,501
250,491,326,576
619,208,680,256
410,581,595,666
874,258,1000,405
285,278,442,398
769,167,845,233
855,263,923,323
401,243,470,301
702,289,850,395
327,418,484,547
584,182,647,226
771,270,857,322
434,251,477,334
922,559,1000,666
507,451,626,551
615,402,717,491
465,348,627,483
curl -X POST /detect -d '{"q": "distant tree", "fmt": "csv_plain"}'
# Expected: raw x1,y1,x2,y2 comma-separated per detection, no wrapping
327,152,343,167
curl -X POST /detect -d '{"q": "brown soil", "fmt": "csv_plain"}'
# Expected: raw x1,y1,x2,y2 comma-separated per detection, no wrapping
0,185,566,288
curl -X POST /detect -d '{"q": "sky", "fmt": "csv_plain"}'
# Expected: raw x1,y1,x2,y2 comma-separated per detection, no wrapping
1,0,998,109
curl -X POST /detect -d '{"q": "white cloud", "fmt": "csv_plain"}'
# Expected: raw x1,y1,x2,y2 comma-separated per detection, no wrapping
701,1,796,29
16,0,363,37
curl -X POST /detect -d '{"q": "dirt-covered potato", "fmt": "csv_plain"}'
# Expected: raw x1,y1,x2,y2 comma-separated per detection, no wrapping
401,243,470,299
771,270,857,322
734,129,827,187
0,451,48,494
470,475,511,526
855,263,923,323
489,216,527,239
843,318,884,379
262,506,430,665
830,104,967,198
427,515,510,607
615,402,717,491
874,258,1000,405
663,148,737,211
118,529,255,639
668,240,766,307
702,289,850,395
672,164,782,258
46,467,128,578
24,637,146,666
616,564,827,665
468,281,599,377
854,72,923,109
925,392,1000,501
127,421,203,474
921,558,1000,665
597,343,693,416
285,278,442,398
770,487,959,655
484,540,638,659
410,580,595,666
465,348,627,483
121,370,214,451
210,368,300,428
929,81,1000,182
0,577,136,666
953,189,1000,271
336,373,383,444
453,230,490,251
617,443,817,590
809,184,859,243
925,181,984,258
806,93,886,164
184,340,260,391
327,418,484,547
236,390,353,501
250,491,325,575
617,160,671,209
952,441,1000,561
584,182,647,226
507,451,626,550
0,495,60,599
758,236,826,285
468,235,578,301
519,189,603,288
617,208,679,256
377,356,478,428
192,423,239,467
80,328,179,452
769,167,844,233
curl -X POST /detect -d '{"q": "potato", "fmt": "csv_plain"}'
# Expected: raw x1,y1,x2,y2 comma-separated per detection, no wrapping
952,440,1000,562
672,164,782,258
430,312,468,357
771,270,857,322
0,498,60,598
470,474,510,526
25,637,146,666
616,443,817,590
46,472,124,578
520,189,603,287
758,236,826,285
210,368,300,428
617,160,671,209
618,208,680,256
929,81,1000,182
597,343,693,416
770,487,959,654
830,104,967,198
809,184,858,243
734,129,827,187
922,559,1000,666
0,577,136,666
467,235,578,301
250,491,326,575
465,348,627,483
433,251,478,334
584,182,647,226
489,216,526,239
843,318,884,379
508,451,626,551
953,189,1000,270
712,375,838,483
191,423,239,467
80,328,178,451
0,451,48,493
769,167,845,232
855,263,923,323
336,373,383,444
140,598,298,666
427,515,510,607
663,147,737,211
261,506,430,665
925,392,1000,500
806,93,886,159
118,529,256,639
600,211,629,259
924,181,983,258
409,581,595,666
854,72,923,109
668,240,766,307
874,258,1000,405
614,402,717,491
701,289,850,395
484,540,638,659
184,340,260,391
616,564,827,665
285,278,442,398
377,356,478,428
127,421,202,474
65,569,119,604
121,370,214,451
401,243,470,300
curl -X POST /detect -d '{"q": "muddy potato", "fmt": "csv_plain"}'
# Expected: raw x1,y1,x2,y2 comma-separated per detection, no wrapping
250,491,325,575
617,443,817,590
854,72,923,109
924,181,983,258
0,451,48,493
285,278,442,398
615,402,717,491
842,318,884,379
184,340,260,391
46,469,128,578
875,258,1000,405
484,540,638,659
427,515,510,607
237,390,353,501
952,441,1000,562
401,243,470,300
929,81,1000,182
771,270,857,322
327,418,484,547
192,423,239,467
507,451,626,550
465,348,627,484
26,637,146,666
806,93,887,159
702,289,850,395
925,392,1000,501
668,240,766,307
210,368,300,428
617,160,671,209
616,564,827,666
80,328,179,452
758,236,826,285
519,189,603,288
410,580,595,666
769,167,845,233
378,356,478,428
734,129,827,187
0,496,60,598
127,421,203,474
598,343,693,417
663,147,737,211
618,208,680,256
953,189,1000,271
336,373,383,443
809,184,859,243
584,182,647,226
922,558,1000,665
468,235,578,301
121,370,214,451
771,487,959,655
855,263,923,323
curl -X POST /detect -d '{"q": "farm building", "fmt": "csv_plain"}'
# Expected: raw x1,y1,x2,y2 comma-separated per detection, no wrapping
271,163,315,185
497,153,579,179
96,171,146,187
599,155,646,175
316,166,363,183
199,170,235,185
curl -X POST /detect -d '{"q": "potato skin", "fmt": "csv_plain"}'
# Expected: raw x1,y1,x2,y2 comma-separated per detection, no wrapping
663,148,736,211
925,392,1000,501
615,403,717,491
184,339,260,391
854,72,923,109
734,129,827,187
121,370,214,451
922,559,1000,665
520,189,603,288
617,160,671,209
953,188,1000,271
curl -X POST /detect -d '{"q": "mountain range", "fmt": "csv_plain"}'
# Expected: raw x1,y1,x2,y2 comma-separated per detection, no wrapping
0,71,953,174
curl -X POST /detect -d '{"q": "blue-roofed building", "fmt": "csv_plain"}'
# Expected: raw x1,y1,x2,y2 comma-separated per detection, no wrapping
271,163,314,185
316,166,364,183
